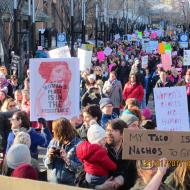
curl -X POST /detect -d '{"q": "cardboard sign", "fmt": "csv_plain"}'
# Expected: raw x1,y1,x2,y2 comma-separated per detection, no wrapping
122,129,190,161
161,53,172,71
30,58,80,121
184,50,190,66
141,55,148,68
154,86,189,131
0,175,87,190
114,34,120,41
104,47,112,56
48,46,71,58
78,48,92,71
97,51,105,62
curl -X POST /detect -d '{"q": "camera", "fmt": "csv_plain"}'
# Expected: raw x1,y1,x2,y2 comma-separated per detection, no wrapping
52,147,61,157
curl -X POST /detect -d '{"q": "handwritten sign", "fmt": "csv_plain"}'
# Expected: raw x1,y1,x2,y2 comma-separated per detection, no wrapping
123,129,190,161
154,86,189,131
161,53,172,71
30,58,80,121
48,46,71,58
104,47,112,56
78,48,92,71
141,55,148,68
184,50,190,66
114,34,120,41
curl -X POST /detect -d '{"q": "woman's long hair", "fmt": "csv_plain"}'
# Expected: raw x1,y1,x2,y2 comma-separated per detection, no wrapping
173,162,190,189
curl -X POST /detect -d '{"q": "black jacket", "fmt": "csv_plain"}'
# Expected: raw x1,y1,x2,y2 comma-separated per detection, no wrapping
106,144,137,190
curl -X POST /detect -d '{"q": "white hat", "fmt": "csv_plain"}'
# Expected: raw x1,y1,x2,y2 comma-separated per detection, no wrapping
14,132,31,148
88,74,96,81
87,123,105,144
6,144,31,169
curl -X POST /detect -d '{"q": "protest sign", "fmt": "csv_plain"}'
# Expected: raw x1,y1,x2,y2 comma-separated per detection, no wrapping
81,44,94,51
154,86,189,131
161,53,172,71
141,55,148,68
104,47,112,56
0,175,87,190
97,51,105,62
48,46,71,58
145,41,158,53
183,50,190,66
165,44,172,51
30,58,80,121
172,51,177,57
78,48,92,71
158,42,165,54
150,32,157,39
138,32,142,39
114,34,120,40
123,129,190,161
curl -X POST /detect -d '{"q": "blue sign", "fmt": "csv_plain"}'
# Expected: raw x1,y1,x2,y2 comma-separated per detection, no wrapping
57,33,66,47
179,33,189,48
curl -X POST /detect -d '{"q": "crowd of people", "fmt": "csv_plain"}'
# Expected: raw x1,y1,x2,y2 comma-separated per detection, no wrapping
0,36,190,190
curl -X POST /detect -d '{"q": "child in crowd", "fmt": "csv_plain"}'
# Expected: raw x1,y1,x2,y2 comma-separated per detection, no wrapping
76,123,117,186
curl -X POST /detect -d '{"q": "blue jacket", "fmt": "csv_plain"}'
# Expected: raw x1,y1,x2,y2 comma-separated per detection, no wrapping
44,136,81,185
101,113,118,129
6,127,52,159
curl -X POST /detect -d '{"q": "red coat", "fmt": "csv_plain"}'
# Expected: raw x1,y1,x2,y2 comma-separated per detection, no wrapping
76,141,117,176
122,82,144,103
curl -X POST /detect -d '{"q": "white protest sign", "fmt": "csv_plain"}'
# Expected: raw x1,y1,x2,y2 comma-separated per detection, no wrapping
114,34,120,41
104,47,112,56
184,50,190,66
141,55,148,68
48,46,71,58
78,48,92,71
30,58,80,121
146,41,159,53
154,86,190,131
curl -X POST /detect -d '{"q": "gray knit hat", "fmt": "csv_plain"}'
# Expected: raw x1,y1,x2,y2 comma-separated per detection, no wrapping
6,144,31,169
99,98,113,109
120,114,139,126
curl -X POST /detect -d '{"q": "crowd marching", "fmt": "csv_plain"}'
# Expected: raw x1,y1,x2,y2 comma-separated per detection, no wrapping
0,33,190,190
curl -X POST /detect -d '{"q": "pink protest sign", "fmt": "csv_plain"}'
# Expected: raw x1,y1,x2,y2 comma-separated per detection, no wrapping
161,53,172,71
151,32,157,39
97,51,105,62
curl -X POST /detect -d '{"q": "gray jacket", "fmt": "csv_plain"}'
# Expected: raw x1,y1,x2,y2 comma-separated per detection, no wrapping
103,79,122,108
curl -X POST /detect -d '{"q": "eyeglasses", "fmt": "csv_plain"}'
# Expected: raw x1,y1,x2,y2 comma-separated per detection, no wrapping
9,117,17,121
9,104,16,108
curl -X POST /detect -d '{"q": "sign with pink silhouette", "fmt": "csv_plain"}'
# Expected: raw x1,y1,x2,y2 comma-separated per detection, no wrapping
154,86,189,131
30,58,80,121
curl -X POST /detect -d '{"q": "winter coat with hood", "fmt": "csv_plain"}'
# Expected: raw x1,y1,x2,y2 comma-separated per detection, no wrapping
76,140,117,176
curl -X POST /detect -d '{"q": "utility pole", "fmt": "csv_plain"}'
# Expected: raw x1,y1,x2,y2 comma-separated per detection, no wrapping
70,0,74,56
32,0,36,56
104,0,108,46
82,0,86,43
13,0,18,54
95,1,98,48
28,0,32,57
